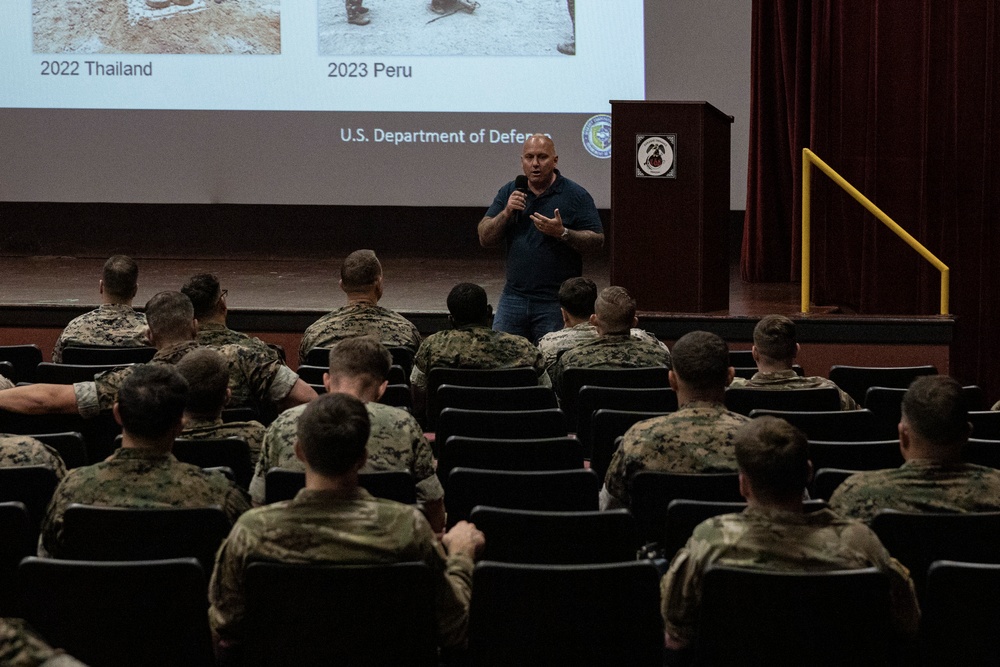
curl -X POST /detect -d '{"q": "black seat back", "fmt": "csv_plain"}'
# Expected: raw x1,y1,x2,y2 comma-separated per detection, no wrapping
748,408,895,441
173,437,253,489
724,386,841,416
265,468,417,505
629,471,743,545
560,366,669,426
576,386,677,456
61,346,156,365
828,364,937,406
437,436,583,490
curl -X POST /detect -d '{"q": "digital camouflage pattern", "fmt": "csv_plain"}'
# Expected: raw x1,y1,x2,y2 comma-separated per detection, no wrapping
249,401,443,505
298,303,421,365
39,447,250,557
661,507,920,645
196,322,279,362
180,417,267,467
410,324,549,391
550,333,671,396
0,435,67,480
828,459,1000,524
729,370,858,411
73,341,299,419
603,401,749,508
52,304,149,364
0,618,87,667
537,322,668,373
208,487,473,649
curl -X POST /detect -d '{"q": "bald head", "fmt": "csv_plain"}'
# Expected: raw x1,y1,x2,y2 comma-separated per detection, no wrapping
521,134,559,191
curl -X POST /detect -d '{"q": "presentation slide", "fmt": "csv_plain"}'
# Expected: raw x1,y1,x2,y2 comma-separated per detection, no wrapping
0,0,645,207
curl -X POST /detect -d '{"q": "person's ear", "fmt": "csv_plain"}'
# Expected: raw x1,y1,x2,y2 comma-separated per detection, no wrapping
294,440,306,463
323,372,332,393
725,366,735,387
738,472,751,501
112,402,124,427
668,370,679,392
376,380,388,400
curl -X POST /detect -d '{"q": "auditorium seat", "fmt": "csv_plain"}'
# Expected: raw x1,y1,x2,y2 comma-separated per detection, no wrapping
748,408,895,441
305,345,413,377
810,467,859,501
265,468,417,506
425,367,538,429
436,436,583,491
0,465,59,544
559,366,670,427
969,411,1000,440
60,345,156,365
173,437,253,490
575,386,677,456
436,384,558,413
378,383,413,410
33,362,130,384
724,386,841,416
922,560,1000,665
807,439,903,472
589,410,672,484
964,438,1000,469
0,344,42,383
628,471,743,545
433,407,567,458
0,502,31,617
28,431,88,469
865,385,987,430
1,410,121,465
828,365,937,406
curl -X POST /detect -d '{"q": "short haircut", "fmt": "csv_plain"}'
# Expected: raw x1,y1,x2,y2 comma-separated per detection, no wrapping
340,250,382,292
328,336,392,384
116,364,189,440
181,273,222,320
753,315,797,362
297,392,371,476
670,331,729,391
559,277,598,319
102,255,139,302
902,375,969,445
175,348,229,416
735,416,810,501
447,283,489,326
145,291,195,341
594,287,636,333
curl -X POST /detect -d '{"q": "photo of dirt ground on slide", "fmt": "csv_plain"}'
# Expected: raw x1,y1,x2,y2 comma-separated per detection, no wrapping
33,0,280,54
319,0,574,56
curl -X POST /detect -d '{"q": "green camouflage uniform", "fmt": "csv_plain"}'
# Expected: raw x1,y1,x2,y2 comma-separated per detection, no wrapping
550,333,671,397
208,487,473,649
52,304,149,364
602,401,749,508
39,446,250,557
661,507,920,645
0,376,14,391
72,341,299,419
0,435,67,480
537,322,668,373
828,459,1000,524
180,417,267,467
298,303,421,365
410,324,550,391
729,370,858,411
196,322,279,362
0,618,87,667
249,402,443,506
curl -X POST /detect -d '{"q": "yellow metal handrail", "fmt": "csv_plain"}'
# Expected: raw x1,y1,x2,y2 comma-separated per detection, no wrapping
801,148,950,315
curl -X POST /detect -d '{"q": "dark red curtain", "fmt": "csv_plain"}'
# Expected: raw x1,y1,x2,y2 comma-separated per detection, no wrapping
744,0,1000,396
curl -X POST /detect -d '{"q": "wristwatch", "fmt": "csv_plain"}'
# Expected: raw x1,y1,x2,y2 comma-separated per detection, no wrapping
560,228,570,241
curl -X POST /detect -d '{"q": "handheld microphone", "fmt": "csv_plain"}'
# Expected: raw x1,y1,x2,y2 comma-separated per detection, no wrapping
515,175,529,193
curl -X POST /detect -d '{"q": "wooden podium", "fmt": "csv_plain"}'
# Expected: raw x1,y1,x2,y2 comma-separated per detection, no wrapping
609,101,733,313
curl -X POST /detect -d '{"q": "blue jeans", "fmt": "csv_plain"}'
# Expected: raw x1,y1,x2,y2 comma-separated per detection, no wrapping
493,291,564,344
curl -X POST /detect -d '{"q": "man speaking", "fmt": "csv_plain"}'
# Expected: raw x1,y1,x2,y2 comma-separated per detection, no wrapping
478,134,604,343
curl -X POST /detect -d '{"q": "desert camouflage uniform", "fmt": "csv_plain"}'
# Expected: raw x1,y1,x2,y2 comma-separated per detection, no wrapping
550,333,671,397
39,447,250,557
52,304,149,364
0,376,13,391
209,487,473,648
180,417,267,467
537,322,668,373
0,618,87,667
828,459,1000,524
249,401,442,506
410,324,550,391
602,401,749,508
661,507,920,645
299,303,421,365
0,435,67,480
196,322,279,362
729,369,858,410
72,341,299,419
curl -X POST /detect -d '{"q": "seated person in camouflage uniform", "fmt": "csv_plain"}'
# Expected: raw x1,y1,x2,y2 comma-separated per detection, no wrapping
0,617,86,667
728,314,857,410
829,375,1000,523
0,292,316,420
175,348,267,466
0,433,67,481
537,277,668,374
601,331,748,510
299,249,421,365
209,392,484,654
550,286,671,398
181,273,280,362
250,336,445,532
52,255,150,363
39,364,250,557
661,416,919,652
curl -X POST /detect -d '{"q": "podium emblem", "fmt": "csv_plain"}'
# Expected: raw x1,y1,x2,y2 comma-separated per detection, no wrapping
636,134,676,178
581,114,612,159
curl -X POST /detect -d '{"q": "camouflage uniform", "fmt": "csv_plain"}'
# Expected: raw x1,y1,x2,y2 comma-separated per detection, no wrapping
299,303,421,365
729,369,858,410
602,401,749,508
661,507,920,646
828,459,1000,524
180,417,267,467
249,401,443,506
537,322,668,373
0,435,67,480
208,487,473,648
39,446,250,557
550,333,671,397
52,304,149,364
72,341,299,419
0,376,13,391
196,322,279,362
0,617,86,667
410,324,550,391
